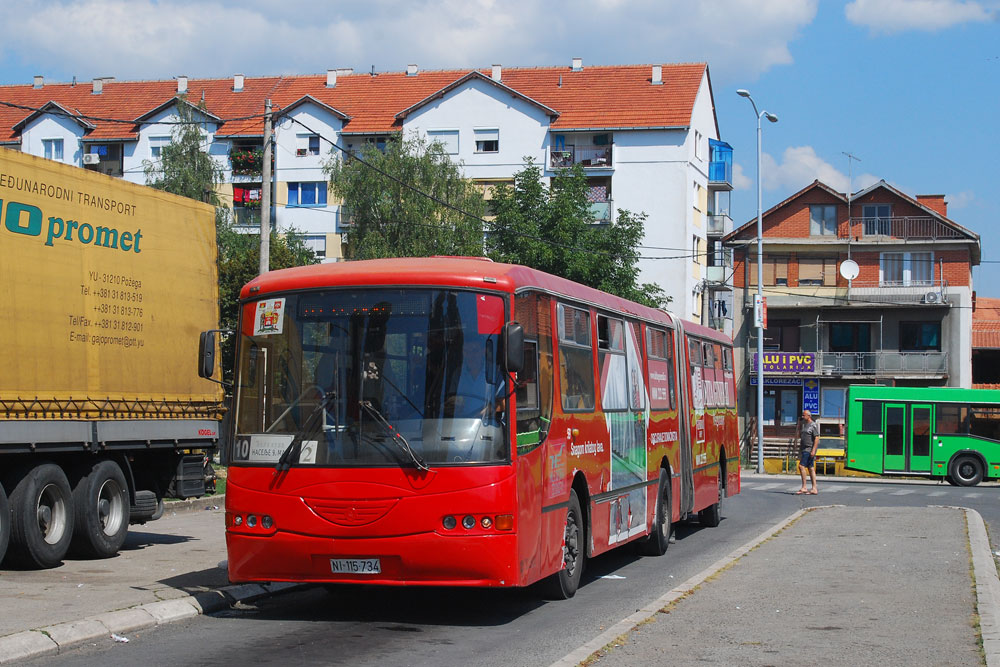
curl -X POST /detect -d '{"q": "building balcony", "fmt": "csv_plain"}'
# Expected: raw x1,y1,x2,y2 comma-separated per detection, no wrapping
549,145,612,169
708,139,733,190
848,278,949,305
588,200,613,224
707,213,731,236
815,350,948,376
229,148,263,177
841,216,964,241
233,205,261,229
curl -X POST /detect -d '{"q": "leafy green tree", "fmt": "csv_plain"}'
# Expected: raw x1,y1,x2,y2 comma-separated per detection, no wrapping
143,97,223,203
325,134,486,259
488,161,669,309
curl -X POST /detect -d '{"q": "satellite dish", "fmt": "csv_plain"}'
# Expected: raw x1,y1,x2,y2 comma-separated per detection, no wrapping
840,259,859,280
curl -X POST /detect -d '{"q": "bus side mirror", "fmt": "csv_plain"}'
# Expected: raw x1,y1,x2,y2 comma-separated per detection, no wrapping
505,322,524,374
198,331,216,379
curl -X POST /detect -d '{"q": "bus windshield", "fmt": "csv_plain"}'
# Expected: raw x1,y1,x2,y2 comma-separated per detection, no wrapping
232,288,509,468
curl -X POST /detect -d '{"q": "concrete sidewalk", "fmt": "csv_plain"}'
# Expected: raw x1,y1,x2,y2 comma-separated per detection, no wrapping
555,505,1000,667
0,495,307,664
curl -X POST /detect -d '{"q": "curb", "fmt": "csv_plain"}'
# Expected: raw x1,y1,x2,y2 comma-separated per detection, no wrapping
548,507,813,667
0,580,309,664
965,507,1000,667
161,493,225,515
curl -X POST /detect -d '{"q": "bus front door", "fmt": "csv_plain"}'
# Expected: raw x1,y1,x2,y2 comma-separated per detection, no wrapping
883,403,933,474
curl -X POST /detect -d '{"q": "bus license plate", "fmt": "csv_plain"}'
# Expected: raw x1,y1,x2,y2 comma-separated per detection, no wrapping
330,558,381,575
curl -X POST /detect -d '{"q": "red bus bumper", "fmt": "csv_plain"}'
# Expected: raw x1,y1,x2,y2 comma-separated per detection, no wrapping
227,529,519,587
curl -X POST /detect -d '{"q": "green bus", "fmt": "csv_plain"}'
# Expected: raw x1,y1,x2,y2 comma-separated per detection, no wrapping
846,385,1000,486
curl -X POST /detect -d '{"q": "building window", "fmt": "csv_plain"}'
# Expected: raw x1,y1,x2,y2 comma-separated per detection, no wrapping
288,182,328,207
427,129,459,155
303,235,327,260
42,138,64,160
694,130,703,160
474,128,499,153
749,255,788,286
821,387,846,420
798,257,837,286
880,251,933,286
899,321,941,351
693,236,701,264
829,322,870,352
149,135,170,158
863,204,892,236
763,319,800,352
296,134,321,156
809,204,837,236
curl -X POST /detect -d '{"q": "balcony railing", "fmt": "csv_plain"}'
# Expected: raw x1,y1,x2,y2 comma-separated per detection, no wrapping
841,216,963,240
815,350,948,376
848,277,949,305
707,214,730,235
550,145,612,169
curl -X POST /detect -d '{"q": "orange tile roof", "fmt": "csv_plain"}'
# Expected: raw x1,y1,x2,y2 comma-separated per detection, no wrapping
973,297,1000,349
0,64,707,142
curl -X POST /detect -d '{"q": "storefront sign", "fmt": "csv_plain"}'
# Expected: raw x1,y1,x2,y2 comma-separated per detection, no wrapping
749,376,803,386
802,378,819,413
752,352,815,373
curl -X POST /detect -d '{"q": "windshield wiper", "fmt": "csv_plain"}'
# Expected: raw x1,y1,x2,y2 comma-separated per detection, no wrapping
275,391,337,472
359,399,430,472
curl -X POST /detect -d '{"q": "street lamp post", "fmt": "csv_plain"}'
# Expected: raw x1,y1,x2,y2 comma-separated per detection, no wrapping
737,89,777,475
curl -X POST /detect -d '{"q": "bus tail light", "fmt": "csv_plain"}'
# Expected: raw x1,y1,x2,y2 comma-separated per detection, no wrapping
494,514,514,531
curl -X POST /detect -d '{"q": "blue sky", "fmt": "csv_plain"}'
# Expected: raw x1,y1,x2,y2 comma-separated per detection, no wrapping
1,0,997,291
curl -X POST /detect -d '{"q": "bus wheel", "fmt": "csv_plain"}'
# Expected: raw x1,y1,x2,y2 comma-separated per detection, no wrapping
639,469,671,557
8,463,74,569
951,455,984,487
70,460,130,559
0,481,9,565
699,469,724,528
543,489,584,599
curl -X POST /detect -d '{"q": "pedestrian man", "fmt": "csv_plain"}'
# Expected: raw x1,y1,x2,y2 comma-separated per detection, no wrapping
796,409,820,495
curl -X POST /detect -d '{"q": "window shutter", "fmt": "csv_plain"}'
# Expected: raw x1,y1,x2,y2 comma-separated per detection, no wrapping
799,257,822,283
763,257,776,285
823,258,837,286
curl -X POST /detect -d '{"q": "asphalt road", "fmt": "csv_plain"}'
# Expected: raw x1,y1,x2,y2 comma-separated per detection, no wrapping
27,475,1000,667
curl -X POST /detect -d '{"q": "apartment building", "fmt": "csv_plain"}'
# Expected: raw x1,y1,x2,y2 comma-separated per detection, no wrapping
0,61,732,323
722,179,980,449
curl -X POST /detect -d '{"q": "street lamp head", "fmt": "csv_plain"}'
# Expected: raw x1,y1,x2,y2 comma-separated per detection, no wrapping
765,112,778,123
736,89,751,98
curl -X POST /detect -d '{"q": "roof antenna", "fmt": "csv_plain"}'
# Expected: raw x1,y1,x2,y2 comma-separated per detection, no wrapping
201,90,205,103
558,74,562,87
370,65,376,77
72,75,76,86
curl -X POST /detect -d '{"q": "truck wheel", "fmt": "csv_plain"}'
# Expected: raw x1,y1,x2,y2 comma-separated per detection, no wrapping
70,460,130,559
8,463,74,569
0,481,9,566
951,455,983,487
639,469,671,557
543,489,585,599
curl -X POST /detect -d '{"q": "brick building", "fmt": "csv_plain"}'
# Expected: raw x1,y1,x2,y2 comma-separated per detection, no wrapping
722,179,980,451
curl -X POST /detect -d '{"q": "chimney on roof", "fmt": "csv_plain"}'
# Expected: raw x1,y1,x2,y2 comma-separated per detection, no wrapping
327,69,337,87
407,63,418,76
92,77,103,95
917,194,948,217
491,64,502,82
33,75,43,89
177,76,188,94
571,57,583,72
651,65,662,85
337,67,354,76
233,73,244,92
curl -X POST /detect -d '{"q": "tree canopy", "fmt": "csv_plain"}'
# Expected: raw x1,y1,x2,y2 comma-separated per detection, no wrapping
487,161,668,309
325,134,486,259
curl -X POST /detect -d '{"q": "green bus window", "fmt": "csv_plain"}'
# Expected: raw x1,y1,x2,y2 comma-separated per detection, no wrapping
936,404,966,434
885,407,904,456
861,401,881,432
969,405,1000,441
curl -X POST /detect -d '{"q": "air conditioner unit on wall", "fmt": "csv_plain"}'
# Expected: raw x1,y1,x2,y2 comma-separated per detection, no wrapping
923,291,941,304
82,153,100,164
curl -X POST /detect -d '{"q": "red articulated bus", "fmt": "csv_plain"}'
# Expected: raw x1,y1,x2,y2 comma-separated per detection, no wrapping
210,257,739,598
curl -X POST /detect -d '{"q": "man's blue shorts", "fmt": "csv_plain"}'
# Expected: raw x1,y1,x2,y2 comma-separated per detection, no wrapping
799,450,815,468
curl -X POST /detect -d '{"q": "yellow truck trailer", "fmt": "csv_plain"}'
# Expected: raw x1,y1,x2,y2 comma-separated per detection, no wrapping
0,148,225,568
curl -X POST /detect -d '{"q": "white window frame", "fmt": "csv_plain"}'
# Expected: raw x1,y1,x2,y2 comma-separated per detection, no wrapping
287,181,328,207
809,204,838,236
474,128,499,153
149,135,170,159
303,235,327,259
42,138,64,161
427,129,459,155
296,133,321,157
694,130,703,160
879,251,934,287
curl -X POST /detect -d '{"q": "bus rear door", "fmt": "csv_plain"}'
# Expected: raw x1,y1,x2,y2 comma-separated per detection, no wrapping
883,403,933,474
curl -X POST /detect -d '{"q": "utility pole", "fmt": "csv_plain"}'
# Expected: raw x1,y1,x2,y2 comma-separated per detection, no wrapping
259,99,272,275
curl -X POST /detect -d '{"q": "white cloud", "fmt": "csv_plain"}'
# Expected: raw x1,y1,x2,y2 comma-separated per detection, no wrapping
732,162,752,190
948,190,976,209
755,146,880,195
845,0,996,33
0,0,818,83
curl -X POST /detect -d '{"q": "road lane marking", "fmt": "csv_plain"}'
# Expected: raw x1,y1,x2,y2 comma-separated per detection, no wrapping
890,489,914,496
927,491,947,497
